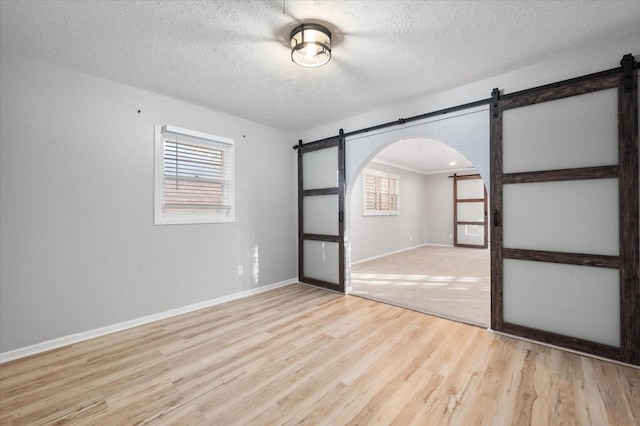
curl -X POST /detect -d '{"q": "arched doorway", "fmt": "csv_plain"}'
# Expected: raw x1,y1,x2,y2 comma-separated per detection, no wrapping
346,132,490,327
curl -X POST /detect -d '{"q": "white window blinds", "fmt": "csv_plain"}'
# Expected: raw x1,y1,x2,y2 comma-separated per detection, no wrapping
155,125,235,224
363,169,399,216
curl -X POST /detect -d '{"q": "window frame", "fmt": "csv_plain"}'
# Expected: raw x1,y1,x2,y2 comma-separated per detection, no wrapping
362,168,400,216
154,124,235,225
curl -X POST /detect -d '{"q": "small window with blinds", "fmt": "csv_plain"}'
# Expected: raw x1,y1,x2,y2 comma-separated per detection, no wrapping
154,124,235,225
362,168,399,216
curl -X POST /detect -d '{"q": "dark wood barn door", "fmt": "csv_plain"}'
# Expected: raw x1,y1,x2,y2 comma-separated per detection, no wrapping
453,174,488,249
490,55,639,365
297,132,346,292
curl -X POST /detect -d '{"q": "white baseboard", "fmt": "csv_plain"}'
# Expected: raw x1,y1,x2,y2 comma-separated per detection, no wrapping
350,242,456,265
351,243,429,265
0,278,297,364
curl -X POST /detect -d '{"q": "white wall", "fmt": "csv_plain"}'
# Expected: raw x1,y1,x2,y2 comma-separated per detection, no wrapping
342,109,490,192
0,49,297,354
350,165,489,260
423,172,489,246
349,162,428,263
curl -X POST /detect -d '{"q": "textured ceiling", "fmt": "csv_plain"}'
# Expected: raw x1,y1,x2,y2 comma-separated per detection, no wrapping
1,0,640,134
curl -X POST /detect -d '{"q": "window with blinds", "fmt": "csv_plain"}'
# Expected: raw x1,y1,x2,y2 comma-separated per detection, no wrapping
362,169,399,216
154,124,235,224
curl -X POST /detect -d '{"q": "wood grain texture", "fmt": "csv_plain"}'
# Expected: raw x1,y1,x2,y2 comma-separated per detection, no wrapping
501,322,621,362
299,137,339,153
493,61,639,366
299,133,345,293
302,187,339,196
301,234,340,243
297,140,304,281
490,96,504,331
503,248,620,269
453,173,482,181
1,284,638,425
337,130,346,293
503,165,618,184
618,66,639,365
453,172,458,246
500,73,619,110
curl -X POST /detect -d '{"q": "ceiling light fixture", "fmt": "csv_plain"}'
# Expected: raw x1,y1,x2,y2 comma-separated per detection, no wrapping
290,23,332,68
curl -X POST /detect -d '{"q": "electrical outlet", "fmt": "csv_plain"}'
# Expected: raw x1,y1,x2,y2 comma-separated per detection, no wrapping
237,265,244,275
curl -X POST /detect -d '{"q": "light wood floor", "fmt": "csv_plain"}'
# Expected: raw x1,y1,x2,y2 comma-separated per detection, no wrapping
0,284,638,425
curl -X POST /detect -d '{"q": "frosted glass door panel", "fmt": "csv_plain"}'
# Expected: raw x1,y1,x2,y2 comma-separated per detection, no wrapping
503,179,619,255
502,88,618,173
457,202,484,222
503,259,620,347
303,195,338,235
303,240,339,283
457,225,485,246
457,179,484,199
302,147,338,190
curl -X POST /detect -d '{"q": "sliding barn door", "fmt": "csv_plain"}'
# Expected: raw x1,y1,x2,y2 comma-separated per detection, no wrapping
453,174,488,249
297,131,346,292
491,55,639,365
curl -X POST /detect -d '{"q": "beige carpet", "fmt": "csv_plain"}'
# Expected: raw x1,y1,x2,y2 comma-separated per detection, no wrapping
350,245,490,327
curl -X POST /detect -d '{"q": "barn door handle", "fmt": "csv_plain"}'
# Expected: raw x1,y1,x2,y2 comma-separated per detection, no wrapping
339,210,344,223
493,209,501,227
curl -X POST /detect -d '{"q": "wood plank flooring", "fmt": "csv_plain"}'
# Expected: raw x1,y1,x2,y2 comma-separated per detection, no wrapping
0,284,638,425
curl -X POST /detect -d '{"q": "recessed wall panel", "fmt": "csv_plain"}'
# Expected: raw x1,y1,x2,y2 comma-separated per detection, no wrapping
502,88,618,173
303,240,339,284
303,195,339,235
302,147,338,190
503,259,620,347
503,179,619,255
